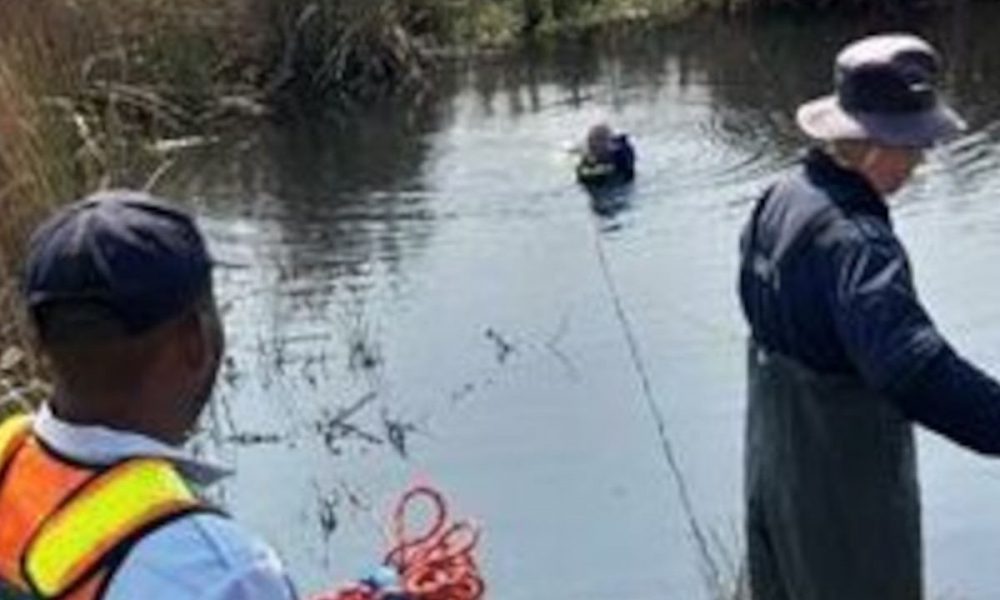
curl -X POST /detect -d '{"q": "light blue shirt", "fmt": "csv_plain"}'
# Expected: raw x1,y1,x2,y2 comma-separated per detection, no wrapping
32,405,298,600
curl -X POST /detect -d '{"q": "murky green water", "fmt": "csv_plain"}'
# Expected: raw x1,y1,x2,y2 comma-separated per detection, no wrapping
167,6,1000,598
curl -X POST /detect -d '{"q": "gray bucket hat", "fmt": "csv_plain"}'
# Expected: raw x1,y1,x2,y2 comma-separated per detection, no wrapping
796,33,967,148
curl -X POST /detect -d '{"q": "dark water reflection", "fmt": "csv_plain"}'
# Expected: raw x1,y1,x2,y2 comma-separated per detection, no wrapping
166,4,1000,598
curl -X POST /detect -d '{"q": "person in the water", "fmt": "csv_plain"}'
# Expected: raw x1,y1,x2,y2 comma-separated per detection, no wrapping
576,123,636,186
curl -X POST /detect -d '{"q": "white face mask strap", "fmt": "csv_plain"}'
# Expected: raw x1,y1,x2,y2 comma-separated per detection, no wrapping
861,146,884,171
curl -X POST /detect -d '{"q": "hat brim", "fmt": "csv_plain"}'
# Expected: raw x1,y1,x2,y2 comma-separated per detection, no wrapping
796,95,967,148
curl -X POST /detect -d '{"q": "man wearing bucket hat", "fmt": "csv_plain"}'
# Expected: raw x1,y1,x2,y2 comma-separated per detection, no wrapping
739,34,1000,599
0,191,297,599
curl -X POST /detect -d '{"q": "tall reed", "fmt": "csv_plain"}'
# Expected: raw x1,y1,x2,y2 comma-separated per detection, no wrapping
0,0,212,404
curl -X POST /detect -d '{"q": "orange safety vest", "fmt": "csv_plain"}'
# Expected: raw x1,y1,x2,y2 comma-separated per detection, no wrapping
0,415,212,600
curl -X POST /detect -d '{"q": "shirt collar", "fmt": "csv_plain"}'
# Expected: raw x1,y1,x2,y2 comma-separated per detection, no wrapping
803,148,891,223
33,403,232,487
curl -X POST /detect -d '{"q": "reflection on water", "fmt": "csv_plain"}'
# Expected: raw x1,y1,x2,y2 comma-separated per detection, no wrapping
166,5,1000,598
586,183,636,226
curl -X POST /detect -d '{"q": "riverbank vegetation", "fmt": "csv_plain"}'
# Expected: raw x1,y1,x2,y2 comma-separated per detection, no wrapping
0,0,963,402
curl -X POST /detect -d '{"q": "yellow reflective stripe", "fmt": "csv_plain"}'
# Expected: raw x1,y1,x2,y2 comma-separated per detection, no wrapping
0,415,31,469
25,458,198,597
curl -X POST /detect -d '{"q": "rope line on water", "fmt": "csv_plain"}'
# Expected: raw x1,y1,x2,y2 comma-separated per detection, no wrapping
587,210,723,588
316,485,484,600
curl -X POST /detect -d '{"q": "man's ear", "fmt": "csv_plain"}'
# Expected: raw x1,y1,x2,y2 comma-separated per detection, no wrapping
178,309,208,371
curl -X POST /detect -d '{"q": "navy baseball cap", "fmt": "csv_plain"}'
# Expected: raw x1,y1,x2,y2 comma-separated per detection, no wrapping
23,190,213,337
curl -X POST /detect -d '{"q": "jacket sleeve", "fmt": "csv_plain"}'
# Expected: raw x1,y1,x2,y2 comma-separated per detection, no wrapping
830,233,1000,455
901,346,1000,455
105,513,299,600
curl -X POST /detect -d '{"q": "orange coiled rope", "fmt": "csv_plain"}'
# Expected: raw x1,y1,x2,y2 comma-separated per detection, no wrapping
316,486,485,600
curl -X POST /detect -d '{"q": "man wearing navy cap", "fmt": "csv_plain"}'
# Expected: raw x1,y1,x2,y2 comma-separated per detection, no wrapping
0,191,296,599
739,34,1000,599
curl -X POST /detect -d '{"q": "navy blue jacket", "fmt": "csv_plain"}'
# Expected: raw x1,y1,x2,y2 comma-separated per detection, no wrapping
740,149,1000,455
609,135,636,177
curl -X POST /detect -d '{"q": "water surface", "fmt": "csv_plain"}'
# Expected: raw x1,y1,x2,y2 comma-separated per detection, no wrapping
168,8,1000,598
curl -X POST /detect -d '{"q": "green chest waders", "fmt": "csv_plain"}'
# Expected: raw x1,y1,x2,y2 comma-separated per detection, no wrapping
745,343,922,600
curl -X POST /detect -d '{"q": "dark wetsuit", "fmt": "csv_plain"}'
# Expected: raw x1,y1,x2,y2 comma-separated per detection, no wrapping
577,135,635,186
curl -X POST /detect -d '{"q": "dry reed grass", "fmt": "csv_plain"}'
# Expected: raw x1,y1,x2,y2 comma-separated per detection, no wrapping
0,0,444,406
